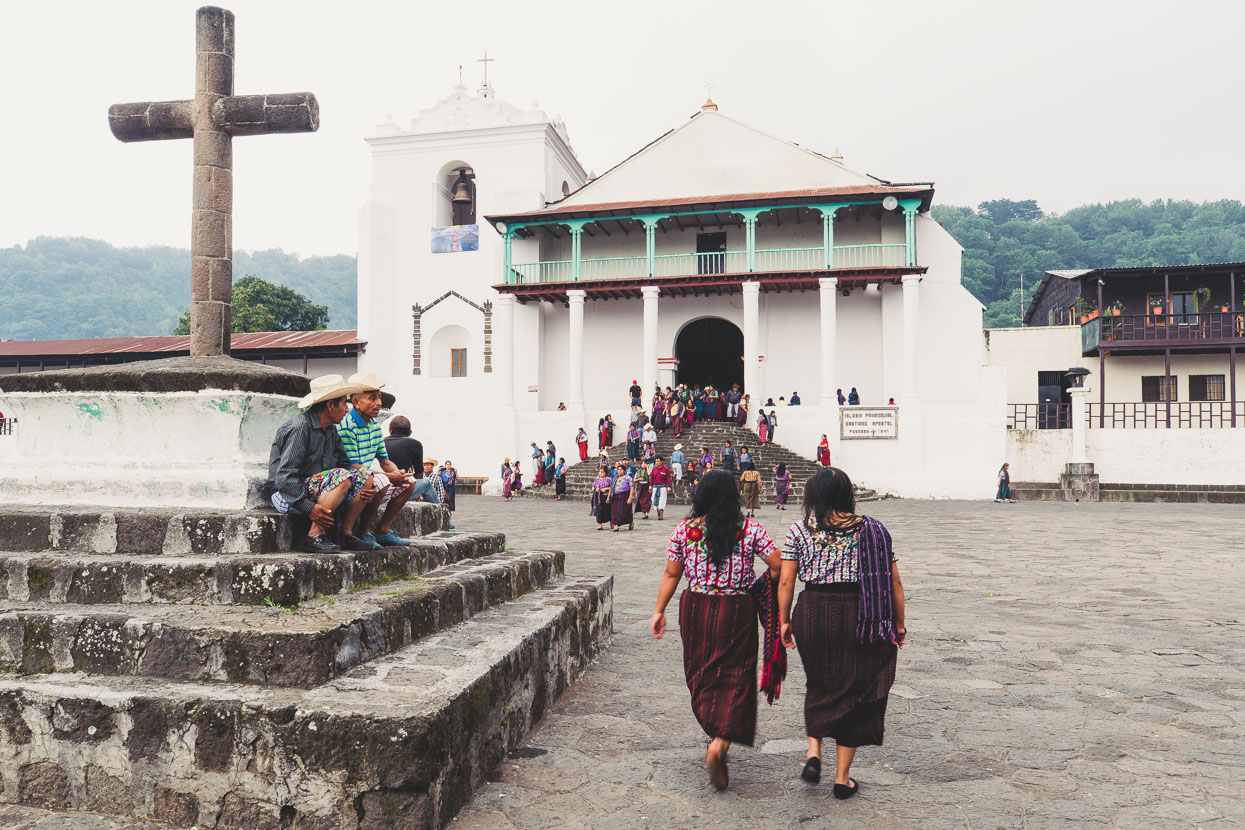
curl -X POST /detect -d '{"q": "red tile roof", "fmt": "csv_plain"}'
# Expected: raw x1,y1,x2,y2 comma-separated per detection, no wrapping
487,184,934,225
0,330,363,357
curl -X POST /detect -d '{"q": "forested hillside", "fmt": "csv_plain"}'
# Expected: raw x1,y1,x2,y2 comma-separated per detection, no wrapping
0,237,356,339
933,199,1245,327
3,199,1244,339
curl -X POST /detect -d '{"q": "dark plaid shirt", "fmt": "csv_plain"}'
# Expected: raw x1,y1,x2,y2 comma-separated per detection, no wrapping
268,409,350,514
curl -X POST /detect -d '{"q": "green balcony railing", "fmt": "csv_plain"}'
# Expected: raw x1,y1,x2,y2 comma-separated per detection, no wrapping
508,243,908,285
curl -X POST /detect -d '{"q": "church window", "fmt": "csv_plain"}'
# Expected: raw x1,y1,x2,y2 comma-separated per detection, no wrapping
1189,374,1225,402
1141,376,1178,403
451,348,468,377
561,180,571,197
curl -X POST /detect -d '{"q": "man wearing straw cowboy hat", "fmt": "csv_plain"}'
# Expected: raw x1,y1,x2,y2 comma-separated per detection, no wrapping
268,374,374,554
337,370,418,548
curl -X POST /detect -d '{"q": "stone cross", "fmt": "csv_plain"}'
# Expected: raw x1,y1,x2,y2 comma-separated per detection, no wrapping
108,6,319,358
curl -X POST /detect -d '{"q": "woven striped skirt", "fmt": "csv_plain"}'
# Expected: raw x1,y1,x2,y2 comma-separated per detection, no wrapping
792,586,897,747
611,493,633,526
678,589,759,746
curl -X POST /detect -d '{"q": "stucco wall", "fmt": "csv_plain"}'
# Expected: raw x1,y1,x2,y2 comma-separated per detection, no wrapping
1006,427,1245,486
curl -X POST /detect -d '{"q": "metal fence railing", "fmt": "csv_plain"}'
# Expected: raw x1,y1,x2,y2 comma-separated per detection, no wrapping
1088,402,1244,429
1007,403,1070,430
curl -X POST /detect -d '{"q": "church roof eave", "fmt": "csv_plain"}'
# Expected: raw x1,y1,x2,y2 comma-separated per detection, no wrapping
486,184,934,228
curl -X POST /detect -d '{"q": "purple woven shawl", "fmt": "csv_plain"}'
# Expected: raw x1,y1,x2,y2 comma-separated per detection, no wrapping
856,516,897,645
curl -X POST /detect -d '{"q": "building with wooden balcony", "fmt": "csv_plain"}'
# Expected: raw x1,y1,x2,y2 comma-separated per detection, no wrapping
985,263,1245,499
356,82,1006,496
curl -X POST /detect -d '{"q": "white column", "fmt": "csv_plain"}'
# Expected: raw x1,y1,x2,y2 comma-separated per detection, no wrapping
641,286,660,396
567,290,586,407
742,281,760,400
494,293,516,410
901,275,921,405
819,277,838,406
1069,386,1089,463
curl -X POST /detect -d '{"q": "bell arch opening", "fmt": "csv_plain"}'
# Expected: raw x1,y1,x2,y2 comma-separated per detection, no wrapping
674,318,743,391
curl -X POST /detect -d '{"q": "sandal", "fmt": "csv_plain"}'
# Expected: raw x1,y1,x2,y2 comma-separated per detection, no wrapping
706,748,729,791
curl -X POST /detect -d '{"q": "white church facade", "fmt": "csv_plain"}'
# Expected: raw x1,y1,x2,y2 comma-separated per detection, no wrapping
358,83,1007,498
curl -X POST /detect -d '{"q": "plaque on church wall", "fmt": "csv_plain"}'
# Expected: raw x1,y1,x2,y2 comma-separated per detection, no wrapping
841,407,899,440
431,224,480,253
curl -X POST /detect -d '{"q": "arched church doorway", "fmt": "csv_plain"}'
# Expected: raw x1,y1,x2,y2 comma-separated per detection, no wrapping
675,318,743,391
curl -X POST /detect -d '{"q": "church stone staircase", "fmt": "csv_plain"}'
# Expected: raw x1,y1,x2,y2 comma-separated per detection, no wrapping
0,502,612,829
518,420,880,506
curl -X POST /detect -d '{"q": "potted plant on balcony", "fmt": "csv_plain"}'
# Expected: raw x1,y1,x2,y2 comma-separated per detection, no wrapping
1077,297,1099,324
1105,300,1124,316
1194,286,1212,312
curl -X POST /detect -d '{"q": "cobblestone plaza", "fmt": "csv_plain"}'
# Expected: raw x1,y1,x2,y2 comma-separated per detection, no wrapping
4,496,1241,829
451,496,1242,830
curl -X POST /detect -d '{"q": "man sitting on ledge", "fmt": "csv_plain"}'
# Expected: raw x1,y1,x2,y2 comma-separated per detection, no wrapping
268,373,373,554
337,371,416,548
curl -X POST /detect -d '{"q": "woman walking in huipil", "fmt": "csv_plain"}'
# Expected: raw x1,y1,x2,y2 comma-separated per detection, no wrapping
651,470,783,791
778,467,906,798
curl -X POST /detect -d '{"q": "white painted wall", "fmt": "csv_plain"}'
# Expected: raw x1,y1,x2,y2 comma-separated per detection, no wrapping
1006,428,1245,486
0,356,357,378
0,391,298,509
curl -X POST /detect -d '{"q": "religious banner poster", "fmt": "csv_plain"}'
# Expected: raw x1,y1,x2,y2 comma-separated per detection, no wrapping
841,407,899,440
431,224,480,253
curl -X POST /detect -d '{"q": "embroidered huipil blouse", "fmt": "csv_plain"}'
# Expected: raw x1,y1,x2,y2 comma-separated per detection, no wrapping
782,520,897,584
612,474,633,494
667,518,778,595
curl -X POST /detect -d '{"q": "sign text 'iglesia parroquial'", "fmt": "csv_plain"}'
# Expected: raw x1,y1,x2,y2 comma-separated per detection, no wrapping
841,407,899,440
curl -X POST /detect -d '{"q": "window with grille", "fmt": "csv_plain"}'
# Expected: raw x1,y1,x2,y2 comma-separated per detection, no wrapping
451,348,467,377
1141,376,1178,402
1189,374,1225,402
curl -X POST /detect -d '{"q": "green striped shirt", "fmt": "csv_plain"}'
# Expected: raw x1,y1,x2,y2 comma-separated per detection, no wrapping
337,407,388,465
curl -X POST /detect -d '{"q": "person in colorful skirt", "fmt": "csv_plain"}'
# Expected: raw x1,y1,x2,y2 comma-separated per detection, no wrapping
577,428,589,462
591,467,613,530
651,470,783,790
995,463,1015,502
544,449,557,487
554,457,567,500
610,461,635,531
738,462,762,517
268,374,372,554
634,460,652,519
757,409,769,444
773,463,791,511
512,461,523,491
778,467,906,797
626,424,642,461
817,435,832,467
501,459,514,501
439,461,458,511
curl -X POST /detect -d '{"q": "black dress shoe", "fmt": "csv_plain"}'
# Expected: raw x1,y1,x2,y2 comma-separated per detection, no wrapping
801,757,821,784
833,779,858,799
342,534,376,551
301,534,340,553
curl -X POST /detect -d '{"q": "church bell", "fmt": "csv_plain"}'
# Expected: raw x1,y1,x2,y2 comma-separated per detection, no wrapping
451,170,473,205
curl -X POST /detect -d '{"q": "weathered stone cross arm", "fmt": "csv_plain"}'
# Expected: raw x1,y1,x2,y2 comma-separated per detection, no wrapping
108,92,319,142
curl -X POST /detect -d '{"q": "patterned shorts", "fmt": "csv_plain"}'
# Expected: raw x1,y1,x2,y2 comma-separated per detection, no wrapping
271,468,368,514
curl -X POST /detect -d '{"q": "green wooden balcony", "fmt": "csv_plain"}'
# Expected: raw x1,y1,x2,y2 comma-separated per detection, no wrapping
508,243,908,285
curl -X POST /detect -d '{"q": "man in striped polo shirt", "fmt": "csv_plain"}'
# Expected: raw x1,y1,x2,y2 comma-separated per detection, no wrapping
337,371,416,548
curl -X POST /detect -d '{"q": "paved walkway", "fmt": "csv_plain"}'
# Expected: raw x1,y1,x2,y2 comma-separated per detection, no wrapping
448,496,1244,830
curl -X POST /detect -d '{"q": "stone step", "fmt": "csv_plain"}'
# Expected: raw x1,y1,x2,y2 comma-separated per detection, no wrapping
0,549,559,688
0,574,613,830
0,531,504,608
0,503,449,555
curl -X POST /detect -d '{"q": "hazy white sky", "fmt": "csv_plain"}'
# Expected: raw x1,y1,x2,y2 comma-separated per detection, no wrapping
2,0,1241,258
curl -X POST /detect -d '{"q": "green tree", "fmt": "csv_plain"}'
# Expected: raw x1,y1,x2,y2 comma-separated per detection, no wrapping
977,199,1044,224
172,275,329,334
